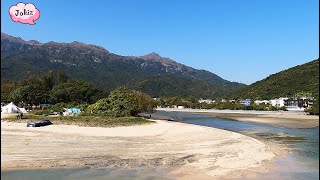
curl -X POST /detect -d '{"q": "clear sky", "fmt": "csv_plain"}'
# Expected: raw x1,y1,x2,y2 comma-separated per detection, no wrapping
1,0,319,84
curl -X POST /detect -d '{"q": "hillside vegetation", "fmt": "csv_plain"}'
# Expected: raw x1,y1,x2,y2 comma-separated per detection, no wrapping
229,59,319,100
1,32,244,98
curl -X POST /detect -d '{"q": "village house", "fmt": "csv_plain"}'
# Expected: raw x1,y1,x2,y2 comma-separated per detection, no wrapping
239,99,251,106
269,97,288,107
284,97,314,111
254,100,270,105
198,99,214,104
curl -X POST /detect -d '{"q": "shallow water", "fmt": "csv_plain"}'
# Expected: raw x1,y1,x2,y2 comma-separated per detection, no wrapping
155,111,319,180
1,167,174,180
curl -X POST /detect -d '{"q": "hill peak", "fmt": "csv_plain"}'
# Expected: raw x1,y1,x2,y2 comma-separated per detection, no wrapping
140,52,163,60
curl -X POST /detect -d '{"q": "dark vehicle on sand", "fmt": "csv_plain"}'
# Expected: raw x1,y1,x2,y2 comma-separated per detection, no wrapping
27,120,52,127
39,120,53,126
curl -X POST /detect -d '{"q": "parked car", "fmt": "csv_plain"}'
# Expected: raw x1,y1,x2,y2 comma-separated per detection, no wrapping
39,120,52,126
26,120,52,127
26,122,42,127
164,118,175,121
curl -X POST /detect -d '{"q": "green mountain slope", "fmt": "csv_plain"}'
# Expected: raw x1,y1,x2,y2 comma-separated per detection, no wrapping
1,32,245,98
229,59,319,100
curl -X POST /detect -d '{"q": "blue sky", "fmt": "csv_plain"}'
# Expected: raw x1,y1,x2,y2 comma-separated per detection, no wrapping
1,0,319,84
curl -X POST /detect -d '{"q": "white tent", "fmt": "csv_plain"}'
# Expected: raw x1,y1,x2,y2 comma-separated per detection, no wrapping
19,108,28,113
1,102,22,114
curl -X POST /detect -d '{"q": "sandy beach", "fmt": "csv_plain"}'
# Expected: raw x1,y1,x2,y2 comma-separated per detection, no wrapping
155,108,319,128
1,119,278,179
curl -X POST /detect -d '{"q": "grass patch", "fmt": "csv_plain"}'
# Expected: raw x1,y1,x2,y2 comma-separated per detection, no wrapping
4,114,154,127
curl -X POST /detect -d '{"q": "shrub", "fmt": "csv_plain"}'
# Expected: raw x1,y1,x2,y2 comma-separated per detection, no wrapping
84,87,156,117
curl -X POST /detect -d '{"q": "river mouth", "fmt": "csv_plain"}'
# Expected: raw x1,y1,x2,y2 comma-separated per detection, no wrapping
154,111,319,180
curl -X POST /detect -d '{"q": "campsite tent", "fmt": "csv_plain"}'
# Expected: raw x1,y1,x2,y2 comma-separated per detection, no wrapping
1,102,22,114
62,108,81,116
68,108,81,114
19,108,28,113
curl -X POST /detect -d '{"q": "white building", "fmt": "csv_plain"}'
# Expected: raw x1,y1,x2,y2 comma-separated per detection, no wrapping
254,100,270,105
198,99,214,104
269,97,288,107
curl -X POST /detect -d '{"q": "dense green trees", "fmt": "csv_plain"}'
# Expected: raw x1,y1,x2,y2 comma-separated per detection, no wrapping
1,71,102,105
8,76,50,104
85,87,156,117
306,99,319,115
1,71,156,117
50,80,102,104
9,84,50,104
1,81,18,103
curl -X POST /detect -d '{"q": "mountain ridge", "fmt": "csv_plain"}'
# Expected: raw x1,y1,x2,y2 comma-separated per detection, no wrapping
1,32,245,98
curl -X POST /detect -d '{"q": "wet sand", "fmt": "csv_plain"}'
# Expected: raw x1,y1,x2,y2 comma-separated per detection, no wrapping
155,108,319,128
1,120,277,179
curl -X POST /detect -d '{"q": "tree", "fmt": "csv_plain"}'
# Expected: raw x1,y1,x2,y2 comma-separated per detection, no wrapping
56,70,68,84
42,71,56,90
306,99,319,115
1,81,18,102
84,87,156,117
83,98,111,115
9,84,50,104
186,96,199,108
50,80,101,104
107,88,133,117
